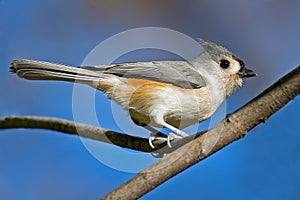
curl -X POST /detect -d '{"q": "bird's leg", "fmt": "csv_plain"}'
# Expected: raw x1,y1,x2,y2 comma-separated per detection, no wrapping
149,108,189,148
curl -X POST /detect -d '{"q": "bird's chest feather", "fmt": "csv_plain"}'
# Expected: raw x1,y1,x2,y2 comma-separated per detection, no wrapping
125,79,214,128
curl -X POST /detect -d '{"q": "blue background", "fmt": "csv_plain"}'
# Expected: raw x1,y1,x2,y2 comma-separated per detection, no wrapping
1,0,300,199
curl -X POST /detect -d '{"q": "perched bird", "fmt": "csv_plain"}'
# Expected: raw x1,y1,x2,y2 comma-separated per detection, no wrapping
10,38,256,148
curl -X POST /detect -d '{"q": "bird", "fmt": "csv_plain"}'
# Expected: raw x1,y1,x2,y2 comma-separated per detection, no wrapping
10,38,256,148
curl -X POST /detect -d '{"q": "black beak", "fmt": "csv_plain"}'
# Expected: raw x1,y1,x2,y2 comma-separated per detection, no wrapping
238,67,257,78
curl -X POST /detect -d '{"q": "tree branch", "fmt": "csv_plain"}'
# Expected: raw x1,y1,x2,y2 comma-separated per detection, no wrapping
0,115,204,156
1,66,299,199
0,116,161,152
103,66,300,200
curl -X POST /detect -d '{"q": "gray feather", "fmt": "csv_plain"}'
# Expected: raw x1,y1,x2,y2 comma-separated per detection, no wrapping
82,61,206,89
10,59,103,83
11,59,207,89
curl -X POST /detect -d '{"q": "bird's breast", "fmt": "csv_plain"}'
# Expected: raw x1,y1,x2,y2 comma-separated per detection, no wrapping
126,78,215,128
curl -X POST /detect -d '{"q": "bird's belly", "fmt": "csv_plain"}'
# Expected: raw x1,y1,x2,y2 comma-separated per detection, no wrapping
127,79,214,129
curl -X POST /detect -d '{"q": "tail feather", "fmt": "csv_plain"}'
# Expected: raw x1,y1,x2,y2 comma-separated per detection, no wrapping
10,59,103,84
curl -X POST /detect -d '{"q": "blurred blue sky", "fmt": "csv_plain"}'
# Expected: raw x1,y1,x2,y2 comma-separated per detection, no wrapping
1,0,300,199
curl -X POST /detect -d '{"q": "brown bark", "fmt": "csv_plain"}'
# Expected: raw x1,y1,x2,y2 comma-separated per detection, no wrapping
103,66,300,200
1,66,299,200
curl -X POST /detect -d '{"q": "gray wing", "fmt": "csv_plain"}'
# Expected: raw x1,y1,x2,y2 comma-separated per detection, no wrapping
81,61,206,89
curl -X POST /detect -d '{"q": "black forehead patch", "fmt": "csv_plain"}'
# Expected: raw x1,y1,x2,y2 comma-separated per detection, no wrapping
232,55,245,68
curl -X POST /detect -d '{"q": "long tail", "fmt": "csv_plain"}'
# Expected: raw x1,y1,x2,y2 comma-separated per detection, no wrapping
10,59,104,85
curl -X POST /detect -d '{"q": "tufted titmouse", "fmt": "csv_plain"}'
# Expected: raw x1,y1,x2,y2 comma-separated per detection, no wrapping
10,38,256,148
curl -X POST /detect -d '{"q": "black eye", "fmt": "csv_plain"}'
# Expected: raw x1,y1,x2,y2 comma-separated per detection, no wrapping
219,59,230,69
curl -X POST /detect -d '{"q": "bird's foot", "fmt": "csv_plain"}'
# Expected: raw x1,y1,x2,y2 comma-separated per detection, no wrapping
148,132,168,149
149,132,188,148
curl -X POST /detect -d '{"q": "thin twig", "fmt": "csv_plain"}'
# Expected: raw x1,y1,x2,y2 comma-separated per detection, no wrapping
0,116,205,155
0,116,158,152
